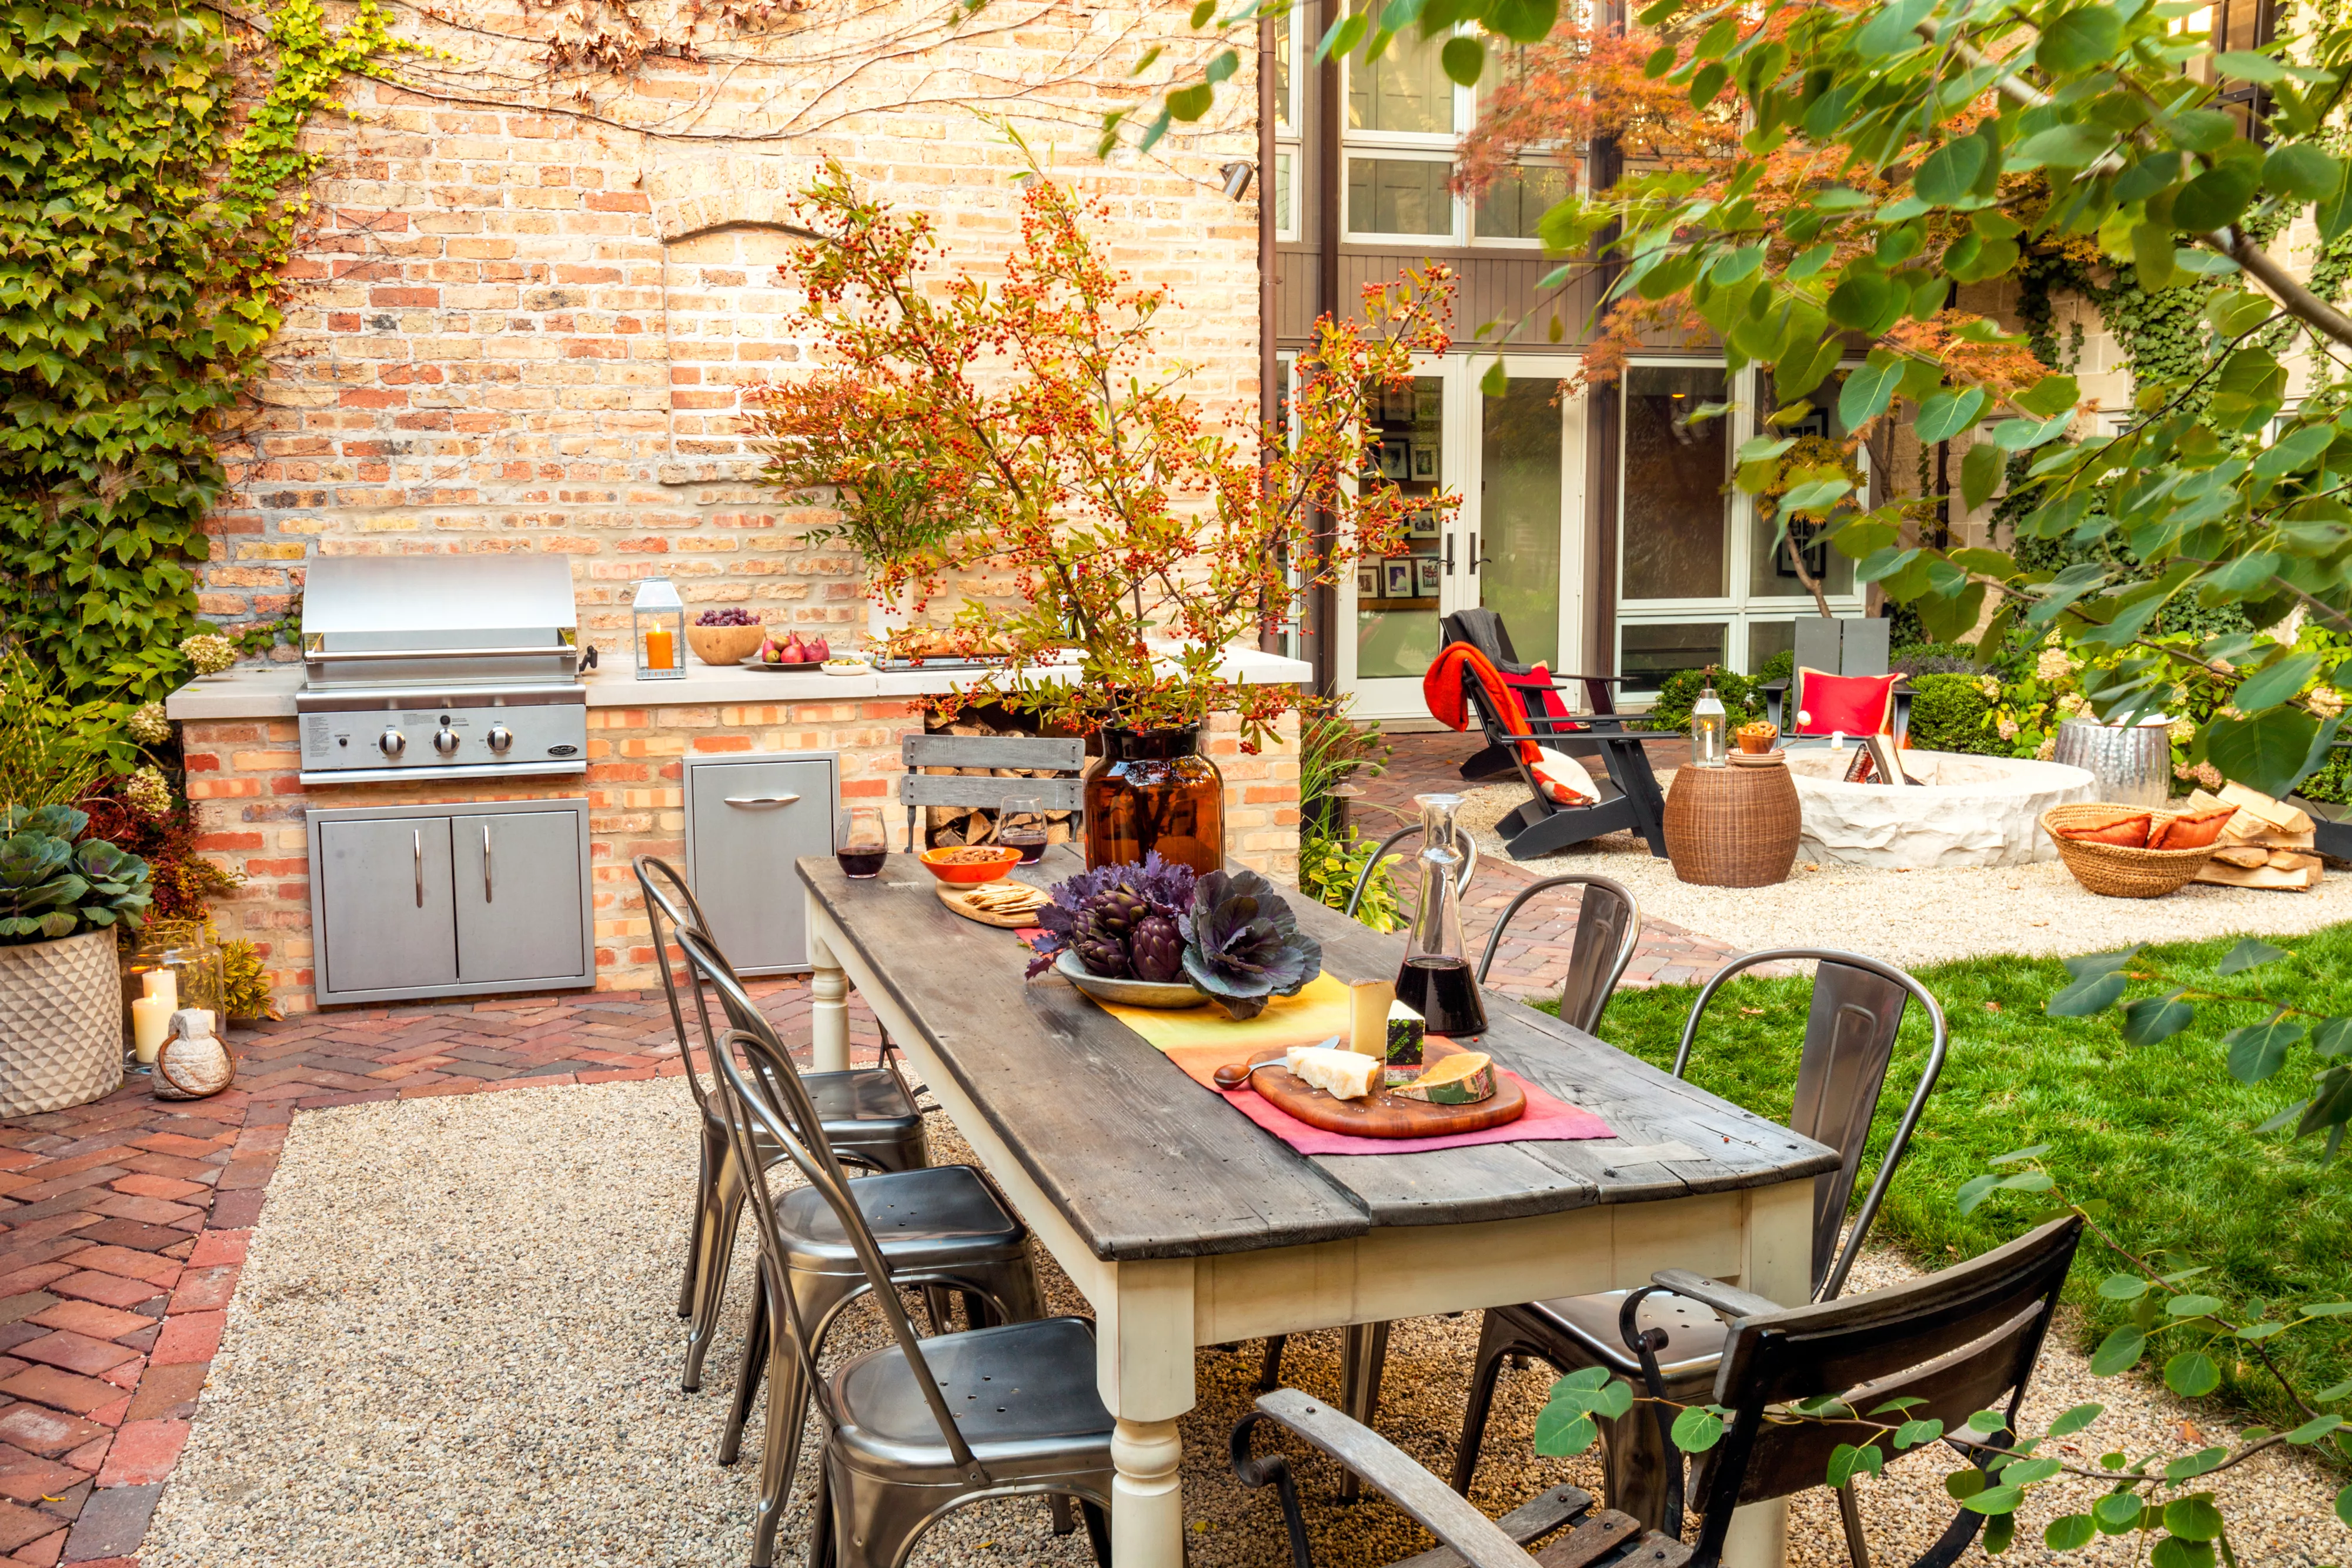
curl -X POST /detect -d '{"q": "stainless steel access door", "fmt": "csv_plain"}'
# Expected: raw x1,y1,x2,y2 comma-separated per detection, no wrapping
454,809,588,986
685,754,838,975
318,816,459,997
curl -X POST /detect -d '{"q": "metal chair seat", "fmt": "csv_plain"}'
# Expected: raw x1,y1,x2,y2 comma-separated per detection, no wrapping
828,1316,1114,1481
1498,1290,1728,1382
777,1162,1031,1278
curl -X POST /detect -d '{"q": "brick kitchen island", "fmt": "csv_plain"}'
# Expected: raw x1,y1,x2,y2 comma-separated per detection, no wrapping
166,653,1308,1017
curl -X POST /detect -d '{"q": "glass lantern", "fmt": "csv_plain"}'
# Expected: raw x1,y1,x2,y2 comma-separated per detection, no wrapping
122,928,225,1065
633,575,686,680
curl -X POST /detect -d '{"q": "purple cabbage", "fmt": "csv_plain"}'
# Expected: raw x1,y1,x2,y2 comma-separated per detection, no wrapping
1178,868,1322,1021
1024,853,1200,978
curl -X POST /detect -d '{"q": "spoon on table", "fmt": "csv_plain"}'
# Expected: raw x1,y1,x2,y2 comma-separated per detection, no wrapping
1212,1054,1288,1091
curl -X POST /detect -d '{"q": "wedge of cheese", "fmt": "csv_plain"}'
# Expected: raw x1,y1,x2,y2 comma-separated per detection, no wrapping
1394,1051,1498,1105
1284,1045,1382,1101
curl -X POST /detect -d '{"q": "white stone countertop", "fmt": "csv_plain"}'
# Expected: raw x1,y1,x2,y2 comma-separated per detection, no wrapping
164,646,1314,721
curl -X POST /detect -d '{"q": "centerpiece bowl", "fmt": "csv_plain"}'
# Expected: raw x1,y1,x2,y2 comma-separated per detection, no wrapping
918,846,1022,885
1053,950,1207,1008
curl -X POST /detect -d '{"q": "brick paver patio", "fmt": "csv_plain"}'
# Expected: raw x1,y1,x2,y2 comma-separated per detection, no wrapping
0,729,1746,1564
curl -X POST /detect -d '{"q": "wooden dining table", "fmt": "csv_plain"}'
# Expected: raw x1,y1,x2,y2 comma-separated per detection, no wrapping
800,849,1841,1568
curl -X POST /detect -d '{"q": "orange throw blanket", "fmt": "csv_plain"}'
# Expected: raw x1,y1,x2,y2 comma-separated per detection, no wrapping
1422,644,1596,807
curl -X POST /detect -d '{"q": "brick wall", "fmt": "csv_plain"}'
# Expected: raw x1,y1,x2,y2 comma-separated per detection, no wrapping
182,706,1298,1014
197,2,1264,655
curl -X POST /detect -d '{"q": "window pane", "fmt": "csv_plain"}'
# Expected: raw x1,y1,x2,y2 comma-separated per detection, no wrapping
1479,377,1561,669
1275,24,1294,132
1474,165,1571,240
1620,365,1729,600
1356,376,1447,679
1746,394,1857,600
1622,623,1725,688
1748,618,1795,674
1347,158,1453,236
1275,151,1292,233
1348,26,1455,134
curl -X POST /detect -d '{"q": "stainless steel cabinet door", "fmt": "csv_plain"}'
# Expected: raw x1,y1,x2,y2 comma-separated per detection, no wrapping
318,817,457,996
687,759,835,973
454,809,586,985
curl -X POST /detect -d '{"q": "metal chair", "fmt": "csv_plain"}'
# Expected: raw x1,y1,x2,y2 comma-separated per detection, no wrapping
1449,948,1951,1534
678,932,1047,1566
635,856,929,1394
1232,1216,2083,1568
1475,874,1639,1036
708,1022,1114,1568
900,733,1087,852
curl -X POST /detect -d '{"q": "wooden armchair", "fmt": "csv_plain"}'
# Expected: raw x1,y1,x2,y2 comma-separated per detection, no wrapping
1231,1216,2084,1568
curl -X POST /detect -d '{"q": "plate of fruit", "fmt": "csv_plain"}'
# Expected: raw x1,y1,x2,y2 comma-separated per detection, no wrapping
751,630,833,668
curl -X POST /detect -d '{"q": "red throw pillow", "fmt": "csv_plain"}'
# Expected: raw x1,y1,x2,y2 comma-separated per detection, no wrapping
2147,807,2235,851
1499,664,1582,734
2056,813,2152,848
1790,668,1899,736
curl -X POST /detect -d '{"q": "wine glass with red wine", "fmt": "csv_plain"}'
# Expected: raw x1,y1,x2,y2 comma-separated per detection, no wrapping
837,807,887,879
998,795,1048,863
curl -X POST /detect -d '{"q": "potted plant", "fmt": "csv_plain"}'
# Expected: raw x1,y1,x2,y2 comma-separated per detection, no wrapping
0,805,153,1115
752,157,1453,872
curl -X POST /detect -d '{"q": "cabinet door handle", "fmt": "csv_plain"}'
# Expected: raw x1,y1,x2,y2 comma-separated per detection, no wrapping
723,793,801,807
483,823,493,904
413,829,424,908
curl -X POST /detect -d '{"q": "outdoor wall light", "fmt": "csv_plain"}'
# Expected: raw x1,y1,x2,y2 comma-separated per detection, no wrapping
1220,161,1255,200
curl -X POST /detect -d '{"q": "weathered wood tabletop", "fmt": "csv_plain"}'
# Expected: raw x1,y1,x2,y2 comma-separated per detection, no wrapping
799,846,1838,1568
800,847,1838,1260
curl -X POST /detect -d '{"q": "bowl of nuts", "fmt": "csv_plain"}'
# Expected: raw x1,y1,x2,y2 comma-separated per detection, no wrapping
687,609,766,667
917,845,1023,885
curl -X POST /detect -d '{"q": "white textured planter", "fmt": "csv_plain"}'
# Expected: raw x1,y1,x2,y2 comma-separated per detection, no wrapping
0,929,126,1117
1789,750,2096,869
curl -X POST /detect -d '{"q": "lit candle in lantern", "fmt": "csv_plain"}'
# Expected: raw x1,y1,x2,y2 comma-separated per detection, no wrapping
131,995,172,1064
142,968,177,1012
646,626,676,670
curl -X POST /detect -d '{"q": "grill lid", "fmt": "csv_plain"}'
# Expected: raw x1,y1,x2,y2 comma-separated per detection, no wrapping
301,556,581,686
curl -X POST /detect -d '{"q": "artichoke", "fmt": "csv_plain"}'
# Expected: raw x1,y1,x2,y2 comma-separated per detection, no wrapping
1087,884,1150,938
1179,868,1321,1021
1128,914,1184,983
1071,917,1131,977
1,805,152,945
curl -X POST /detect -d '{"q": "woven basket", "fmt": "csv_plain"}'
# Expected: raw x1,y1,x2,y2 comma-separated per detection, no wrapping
1662,763,1801,887
2042,803,2214,898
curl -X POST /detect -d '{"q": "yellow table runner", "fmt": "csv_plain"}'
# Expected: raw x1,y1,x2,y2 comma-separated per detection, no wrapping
1095,973,1354,1076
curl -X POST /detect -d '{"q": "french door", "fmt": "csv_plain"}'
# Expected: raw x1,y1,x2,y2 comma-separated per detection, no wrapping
1338,356,1585,720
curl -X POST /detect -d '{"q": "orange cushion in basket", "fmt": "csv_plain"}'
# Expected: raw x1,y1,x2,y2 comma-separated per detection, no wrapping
2055,812,2152,848
2147,807,2235,852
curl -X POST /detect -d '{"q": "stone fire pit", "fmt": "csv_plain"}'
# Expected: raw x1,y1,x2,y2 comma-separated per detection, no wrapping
1788,749,2096,868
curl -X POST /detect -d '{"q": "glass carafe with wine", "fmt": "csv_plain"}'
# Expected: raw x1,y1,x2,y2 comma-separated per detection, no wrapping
1394,793,1488,1038
998,795,1049,864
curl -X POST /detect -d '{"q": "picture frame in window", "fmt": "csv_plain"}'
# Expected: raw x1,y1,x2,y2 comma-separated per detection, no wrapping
1415,386,1442,422
1357,563,1381,598
1378,439,1411,480
1405,507,1441,540
1414,557,1443,597
1410,442,1438,481
1382,559,1416,599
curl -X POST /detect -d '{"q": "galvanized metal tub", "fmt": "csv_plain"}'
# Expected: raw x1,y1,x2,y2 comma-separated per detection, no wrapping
2051,718,2173,809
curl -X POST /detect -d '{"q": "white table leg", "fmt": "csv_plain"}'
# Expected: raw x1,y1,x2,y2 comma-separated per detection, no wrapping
806,916,850,1074
1100,1258,1195,1568
1720,1179,1813,1568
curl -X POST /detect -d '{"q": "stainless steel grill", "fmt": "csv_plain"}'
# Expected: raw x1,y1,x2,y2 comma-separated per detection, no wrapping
295,556,590,785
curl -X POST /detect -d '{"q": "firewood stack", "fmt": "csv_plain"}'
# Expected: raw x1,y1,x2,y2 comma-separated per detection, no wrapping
2186,783,2324,891
922,720,1078,850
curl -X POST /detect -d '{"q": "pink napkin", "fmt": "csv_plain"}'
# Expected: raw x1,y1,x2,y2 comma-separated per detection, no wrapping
1192,1066,1614,1156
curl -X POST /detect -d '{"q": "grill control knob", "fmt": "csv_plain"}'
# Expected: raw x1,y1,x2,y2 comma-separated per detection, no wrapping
486,724,514,754
377,728,406,758
433,728,460,757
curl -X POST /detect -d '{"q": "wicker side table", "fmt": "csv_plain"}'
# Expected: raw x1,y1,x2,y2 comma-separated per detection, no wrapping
1662,758,1802,887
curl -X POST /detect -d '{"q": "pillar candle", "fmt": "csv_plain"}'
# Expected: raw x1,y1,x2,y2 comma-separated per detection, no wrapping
142,968,177,1012
131,995,172,1064
646,627,675,670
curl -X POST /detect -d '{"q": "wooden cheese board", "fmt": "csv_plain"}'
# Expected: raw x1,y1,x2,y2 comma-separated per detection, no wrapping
936,882,1050,929
1225,1045,1528,1139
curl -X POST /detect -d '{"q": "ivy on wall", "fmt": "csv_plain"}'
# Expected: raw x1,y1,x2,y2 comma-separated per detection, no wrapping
0,0,412,703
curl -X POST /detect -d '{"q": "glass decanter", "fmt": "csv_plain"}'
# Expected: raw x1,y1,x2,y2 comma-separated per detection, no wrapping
1393,793,1488,1038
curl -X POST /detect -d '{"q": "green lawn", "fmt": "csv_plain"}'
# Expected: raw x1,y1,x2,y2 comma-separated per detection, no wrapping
1545,925,2352,1439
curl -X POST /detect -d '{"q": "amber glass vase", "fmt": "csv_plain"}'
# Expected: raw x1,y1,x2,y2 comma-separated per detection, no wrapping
1083,724,1224,875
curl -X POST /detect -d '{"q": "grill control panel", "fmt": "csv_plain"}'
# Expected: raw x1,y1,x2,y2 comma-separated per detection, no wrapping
296,688,588,785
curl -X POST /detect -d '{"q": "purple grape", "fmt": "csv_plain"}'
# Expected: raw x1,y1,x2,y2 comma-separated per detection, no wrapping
695,608,758,626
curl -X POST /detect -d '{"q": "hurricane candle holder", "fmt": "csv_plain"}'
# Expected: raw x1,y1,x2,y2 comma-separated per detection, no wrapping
632,576,686,680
